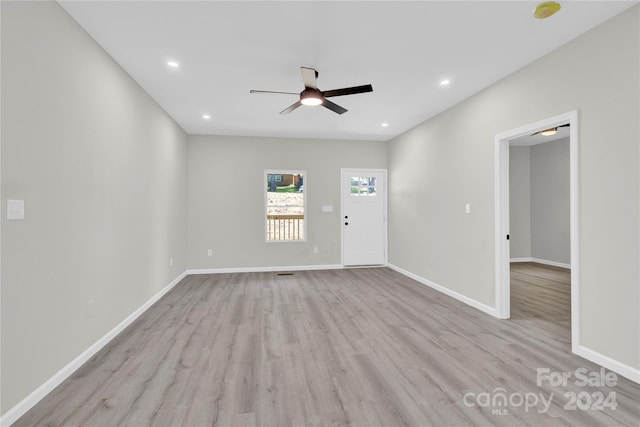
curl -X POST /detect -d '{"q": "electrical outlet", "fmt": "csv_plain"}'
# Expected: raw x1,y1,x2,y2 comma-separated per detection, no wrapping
169,257,174,267
313,246,319,254
207,249,213,257
7,200,25,220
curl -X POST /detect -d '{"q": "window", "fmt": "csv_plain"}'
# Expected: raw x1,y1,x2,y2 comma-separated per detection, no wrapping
350,176,377,196
265,170,306,241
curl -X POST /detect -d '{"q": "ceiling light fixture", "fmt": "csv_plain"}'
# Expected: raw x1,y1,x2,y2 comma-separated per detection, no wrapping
300,89,323,106
534,1,561,19
381,123,389,127
202,114,210,119
540,127,558,136
440,79,451,86
167,60,179,68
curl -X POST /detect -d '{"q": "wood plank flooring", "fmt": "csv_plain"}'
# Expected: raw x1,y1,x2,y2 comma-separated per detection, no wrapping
510,262,571,344
14,266,640,426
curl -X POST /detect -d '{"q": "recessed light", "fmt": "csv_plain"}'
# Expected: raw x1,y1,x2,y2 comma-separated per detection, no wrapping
167,60,179,68
381,123,389,127
440,79,451,86
202,114,211,120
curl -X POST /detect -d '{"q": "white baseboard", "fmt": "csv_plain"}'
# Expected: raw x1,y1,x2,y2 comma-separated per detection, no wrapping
187,264,344,275
387,264,498,317
0,271,188,427
574,345,640,384
510,257,571,269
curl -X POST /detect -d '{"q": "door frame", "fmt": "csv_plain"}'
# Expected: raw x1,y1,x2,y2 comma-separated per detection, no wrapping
340,168,388,267
494,110,579,353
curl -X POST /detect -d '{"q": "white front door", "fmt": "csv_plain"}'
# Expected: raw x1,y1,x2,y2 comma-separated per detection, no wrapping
341,169,387,266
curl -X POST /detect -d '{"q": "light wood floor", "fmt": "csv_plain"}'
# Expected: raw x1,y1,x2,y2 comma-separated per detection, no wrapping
14,266,640,426
510,262,572,345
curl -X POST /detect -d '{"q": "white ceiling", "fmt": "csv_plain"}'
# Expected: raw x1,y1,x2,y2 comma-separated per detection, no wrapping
59,1,637,142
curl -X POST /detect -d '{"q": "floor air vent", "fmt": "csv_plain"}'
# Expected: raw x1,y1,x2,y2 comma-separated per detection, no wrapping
276,272,294,276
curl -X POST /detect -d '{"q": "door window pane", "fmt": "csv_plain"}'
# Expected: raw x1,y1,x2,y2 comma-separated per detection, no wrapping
350,176,376,196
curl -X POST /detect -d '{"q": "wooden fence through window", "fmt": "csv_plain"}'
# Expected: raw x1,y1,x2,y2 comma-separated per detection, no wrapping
267,215,304,241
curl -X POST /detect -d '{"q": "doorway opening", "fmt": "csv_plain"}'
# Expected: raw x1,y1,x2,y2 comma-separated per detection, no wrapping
494,110,579,353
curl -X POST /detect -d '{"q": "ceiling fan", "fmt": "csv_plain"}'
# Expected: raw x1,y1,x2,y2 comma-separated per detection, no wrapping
532,123,570,136
250,67,373,115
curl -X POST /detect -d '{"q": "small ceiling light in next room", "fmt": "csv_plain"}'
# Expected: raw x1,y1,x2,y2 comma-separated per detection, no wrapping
167,60,179,68
202,114,211,120
440,79,451,86
381,123,389,127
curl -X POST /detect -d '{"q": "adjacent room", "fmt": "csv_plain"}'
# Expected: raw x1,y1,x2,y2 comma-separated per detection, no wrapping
2,1,639,426
509,126,572,344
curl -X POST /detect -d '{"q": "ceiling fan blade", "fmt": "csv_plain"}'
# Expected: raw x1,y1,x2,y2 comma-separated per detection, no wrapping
301,67,318,89
250,90,298,95
322,99,347,115
280,100,303,114
323,84,373,98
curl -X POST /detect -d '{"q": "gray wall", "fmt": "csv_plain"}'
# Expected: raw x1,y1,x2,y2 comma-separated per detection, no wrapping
389,6,639,369
1,1,188,412
510,138,570,265
509,146,532,259
187,135,387,269
531,138,570,264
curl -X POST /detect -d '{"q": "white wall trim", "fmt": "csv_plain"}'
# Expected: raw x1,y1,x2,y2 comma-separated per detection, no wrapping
388,263,499,318
510,257,571,269
0,271,188,427
575,345,640,384
187,264,344,275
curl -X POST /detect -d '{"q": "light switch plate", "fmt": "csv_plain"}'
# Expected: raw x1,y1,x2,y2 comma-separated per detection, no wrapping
7,200,25,220
322,205,334,213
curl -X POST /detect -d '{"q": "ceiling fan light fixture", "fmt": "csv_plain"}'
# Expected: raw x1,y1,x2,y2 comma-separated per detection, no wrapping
300,96,322,106
300,89,323,106
541,127,558,136
534,1,561,19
